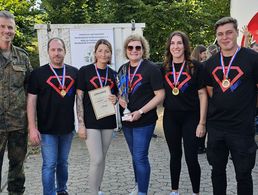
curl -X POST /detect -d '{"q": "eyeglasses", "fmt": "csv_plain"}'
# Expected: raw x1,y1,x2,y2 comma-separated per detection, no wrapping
127,45,142,51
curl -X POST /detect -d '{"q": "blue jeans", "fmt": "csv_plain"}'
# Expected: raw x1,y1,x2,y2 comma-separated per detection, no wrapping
123,123,155,194
41,132,74,195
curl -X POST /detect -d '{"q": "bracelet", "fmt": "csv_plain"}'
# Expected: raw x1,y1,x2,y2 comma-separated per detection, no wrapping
138,109,144,115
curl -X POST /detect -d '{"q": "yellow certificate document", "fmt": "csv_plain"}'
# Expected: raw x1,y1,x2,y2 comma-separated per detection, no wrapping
88,86,116,120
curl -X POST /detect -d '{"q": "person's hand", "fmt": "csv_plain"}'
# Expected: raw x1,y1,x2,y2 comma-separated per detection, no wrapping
130,110,142,122
241,25,250,37
196,124,206,138
118,98,127,109
108,94,118,105
78,126,87,140
29,128,41,146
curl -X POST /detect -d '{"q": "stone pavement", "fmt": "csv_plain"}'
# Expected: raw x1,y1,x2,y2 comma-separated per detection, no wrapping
1,109,258,194
1,132,258,195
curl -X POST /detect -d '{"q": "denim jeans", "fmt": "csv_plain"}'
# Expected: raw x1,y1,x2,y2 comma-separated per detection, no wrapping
123,123,155,194
41,132,74,195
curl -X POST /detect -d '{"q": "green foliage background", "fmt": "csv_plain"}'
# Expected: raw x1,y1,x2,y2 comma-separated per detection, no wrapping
1,0,230,66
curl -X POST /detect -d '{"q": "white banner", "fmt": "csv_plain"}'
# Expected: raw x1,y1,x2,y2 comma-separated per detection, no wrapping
70,29,115,69
230,0,258,44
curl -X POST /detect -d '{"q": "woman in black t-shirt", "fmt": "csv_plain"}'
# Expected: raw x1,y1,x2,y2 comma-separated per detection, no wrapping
76,39,118,195
118,34,164,195
162,31,208,195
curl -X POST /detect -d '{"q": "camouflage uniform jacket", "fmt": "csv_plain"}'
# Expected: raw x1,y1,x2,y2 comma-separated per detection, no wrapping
0,45,32,132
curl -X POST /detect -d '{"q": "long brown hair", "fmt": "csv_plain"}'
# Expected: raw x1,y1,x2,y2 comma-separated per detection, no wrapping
163,31,194,74
191,45,206,61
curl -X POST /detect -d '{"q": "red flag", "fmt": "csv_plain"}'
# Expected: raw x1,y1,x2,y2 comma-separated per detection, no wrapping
241,12,258,46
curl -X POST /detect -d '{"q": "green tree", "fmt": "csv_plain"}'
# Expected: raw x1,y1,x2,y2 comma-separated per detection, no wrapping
0,0,46,67
88,0,116,23
40,0,230,62
40,0,90,23
112,0,230,62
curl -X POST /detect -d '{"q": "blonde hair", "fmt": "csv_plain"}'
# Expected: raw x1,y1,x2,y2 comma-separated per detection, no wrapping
123,34,150,59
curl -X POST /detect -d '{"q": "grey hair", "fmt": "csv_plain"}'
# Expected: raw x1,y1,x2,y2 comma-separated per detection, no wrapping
0,11,15,20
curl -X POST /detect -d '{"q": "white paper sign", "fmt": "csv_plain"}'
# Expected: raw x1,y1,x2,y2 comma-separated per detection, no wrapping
70,29,115,69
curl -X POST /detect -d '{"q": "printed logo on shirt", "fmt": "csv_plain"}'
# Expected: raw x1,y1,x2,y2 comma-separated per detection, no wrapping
90,76,115,89
165,72,191,93
129,73,143,94
46,76,75,97
212,66,244,92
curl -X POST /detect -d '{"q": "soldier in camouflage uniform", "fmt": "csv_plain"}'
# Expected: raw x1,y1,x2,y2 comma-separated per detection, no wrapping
0,11,32,195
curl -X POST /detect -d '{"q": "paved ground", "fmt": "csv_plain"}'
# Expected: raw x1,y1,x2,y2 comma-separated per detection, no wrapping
1,109,258,194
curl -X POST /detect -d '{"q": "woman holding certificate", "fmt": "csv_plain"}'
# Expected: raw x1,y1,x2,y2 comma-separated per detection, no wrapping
76,39,118,195
162,31,208,195
118,34,164,195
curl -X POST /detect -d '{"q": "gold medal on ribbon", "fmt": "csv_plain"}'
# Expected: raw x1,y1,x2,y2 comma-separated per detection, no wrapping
219,48,240,91
171,61,185,96
222,79,230,88
172,87,179,96
60,89,66,97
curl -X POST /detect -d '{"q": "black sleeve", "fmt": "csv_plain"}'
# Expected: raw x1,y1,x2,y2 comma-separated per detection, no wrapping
27,69,39,95
77,66,87,91
203,60,213,87
150,64,164,91
73,67,79,89
195,61,206,90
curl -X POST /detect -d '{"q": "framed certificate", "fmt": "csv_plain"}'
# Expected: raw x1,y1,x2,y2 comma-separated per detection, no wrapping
88,86,116,120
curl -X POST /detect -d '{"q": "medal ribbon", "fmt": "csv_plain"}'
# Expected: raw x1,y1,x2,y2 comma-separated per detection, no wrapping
94,64,109,88
49,64,66,89
172,61,185,87
220,47,240,79
128,60,142,91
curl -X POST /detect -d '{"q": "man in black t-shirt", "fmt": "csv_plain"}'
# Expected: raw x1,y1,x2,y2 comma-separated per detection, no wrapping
204,17,258,195
27,38,77,195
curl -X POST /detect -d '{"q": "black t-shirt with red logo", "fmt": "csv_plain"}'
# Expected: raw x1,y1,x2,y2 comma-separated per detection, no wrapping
204,47,258,136
28,64,78,135
162,60,205,112
118,59,164,128
77,64,118,129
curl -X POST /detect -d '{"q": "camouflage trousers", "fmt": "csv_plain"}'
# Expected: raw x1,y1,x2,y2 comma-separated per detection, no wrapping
0,130,27,195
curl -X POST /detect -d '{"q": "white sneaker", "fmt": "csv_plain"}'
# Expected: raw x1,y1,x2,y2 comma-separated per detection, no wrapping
169,192,179,195
98,191,104,195
129,184,138,195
